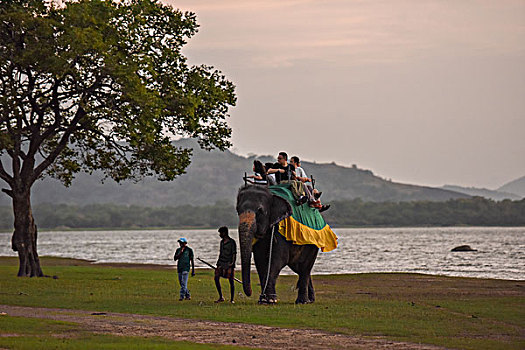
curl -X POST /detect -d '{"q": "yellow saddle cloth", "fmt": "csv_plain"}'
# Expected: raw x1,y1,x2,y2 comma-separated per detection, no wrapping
270,184,338,252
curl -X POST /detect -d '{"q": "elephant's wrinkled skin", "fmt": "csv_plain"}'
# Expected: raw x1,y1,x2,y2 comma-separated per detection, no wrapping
236,185,319,304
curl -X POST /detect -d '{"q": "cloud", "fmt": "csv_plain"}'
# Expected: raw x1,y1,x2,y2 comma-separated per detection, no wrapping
163,0,525,188
169,0,525,69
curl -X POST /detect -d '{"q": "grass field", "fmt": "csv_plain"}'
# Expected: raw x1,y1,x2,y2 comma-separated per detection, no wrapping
0,257,523,349
0,316,238,350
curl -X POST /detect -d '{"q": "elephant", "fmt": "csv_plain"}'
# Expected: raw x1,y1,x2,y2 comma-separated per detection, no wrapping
236,185,319,304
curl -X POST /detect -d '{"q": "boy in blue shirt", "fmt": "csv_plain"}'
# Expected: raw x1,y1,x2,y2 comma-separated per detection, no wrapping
173,237,195,301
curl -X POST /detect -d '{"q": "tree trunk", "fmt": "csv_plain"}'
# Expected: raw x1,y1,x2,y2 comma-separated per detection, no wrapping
11,191,43,277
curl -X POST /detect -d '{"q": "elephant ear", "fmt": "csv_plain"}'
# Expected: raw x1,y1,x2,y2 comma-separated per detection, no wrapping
269,194,293,226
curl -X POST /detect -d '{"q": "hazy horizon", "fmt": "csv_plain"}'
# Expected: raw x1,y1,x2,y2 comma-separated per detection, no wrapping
166,0,524,189
222,146,523,190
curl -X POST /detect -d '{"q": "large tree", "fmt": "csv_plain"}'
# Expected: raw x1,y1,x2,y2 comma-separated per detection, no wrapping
0,0,236,276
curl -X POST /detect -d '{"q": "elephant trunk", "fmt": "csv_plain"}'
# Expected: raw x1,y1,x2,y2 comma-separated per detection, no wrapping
238,211,256,296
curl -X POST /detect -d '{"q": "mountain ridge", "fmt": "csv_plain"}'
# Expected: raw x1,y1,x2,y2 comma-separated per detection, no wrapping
3,139,520,206
441,185,522,201
498,176,525,197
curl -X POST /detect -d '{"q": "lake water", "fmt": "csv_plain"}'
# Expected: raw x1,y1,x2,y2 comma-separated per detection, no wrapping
1,227,523,280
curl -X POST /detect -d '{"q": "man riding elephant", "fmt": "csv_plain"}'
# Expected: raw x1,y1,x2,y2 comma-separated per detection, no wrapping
236,183,337,304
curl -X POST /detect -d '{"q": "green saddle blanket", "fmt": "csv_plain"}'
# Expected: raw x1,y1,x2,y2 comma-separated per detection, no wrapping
269,184,337,252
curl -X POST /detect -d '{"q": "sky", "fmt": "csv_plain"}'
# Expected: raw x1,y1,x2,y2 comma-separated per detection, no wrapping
166,0,525,189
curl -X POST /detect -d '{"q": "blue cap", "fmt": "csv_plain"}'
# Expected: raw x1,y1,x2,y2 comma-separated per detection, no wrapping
178,237,187,243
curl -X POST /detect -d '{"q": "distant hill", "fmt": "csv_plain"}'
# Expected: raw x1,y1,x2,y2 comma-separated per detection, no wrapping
441,185,521,201
498,176,525,198
0,139,469,206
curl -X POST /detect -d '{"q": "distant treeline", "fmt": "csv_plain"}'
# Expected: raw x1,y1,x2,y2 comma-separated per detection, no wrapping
0,201,237,230
323,197,525,227
0,197,524,230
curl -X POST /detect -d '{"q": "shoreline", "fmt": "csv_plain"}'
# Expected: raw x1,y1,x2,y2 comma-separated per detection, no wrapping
1,227,523,281
0,256,523,282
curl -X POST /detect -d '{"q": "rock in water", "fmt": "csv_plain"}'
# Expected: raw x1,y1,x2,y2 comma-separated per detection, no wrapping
451,245,477,252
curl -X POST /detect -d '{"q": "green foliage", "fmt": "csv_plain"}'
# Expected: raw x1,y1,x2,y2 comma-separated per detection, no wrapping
0,0,235,188
0,258,523,349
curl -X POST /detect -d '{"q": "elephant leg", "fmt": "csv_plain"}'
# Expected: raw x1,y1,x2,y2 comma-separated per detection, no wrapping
256,233,287,304
253,237,272,303
260,264,285,304
293,275,314,302
253,241,267,288
253,238,273,301
288,244,318,304
307,276,315,303
295,273,310,304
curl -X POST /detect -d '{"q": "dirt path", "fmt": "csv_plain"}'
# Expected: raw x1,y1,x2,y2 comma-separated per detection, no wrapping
1,304,445,349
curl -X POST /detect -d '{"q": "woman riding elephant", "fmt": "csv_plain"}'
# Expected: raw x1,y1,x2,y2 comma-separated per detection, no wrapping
236,184,337,304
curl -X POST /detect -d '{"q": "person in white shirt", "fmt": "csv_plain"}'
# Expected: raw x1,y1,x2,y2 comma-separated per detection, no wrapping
290,156,330,212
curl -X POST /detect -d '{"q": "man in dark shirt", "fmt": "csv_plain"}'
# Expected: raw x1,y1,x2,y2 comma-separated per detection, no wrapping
267,152,309,205
214,226,237,303
173,237,195,301
267,151,296,184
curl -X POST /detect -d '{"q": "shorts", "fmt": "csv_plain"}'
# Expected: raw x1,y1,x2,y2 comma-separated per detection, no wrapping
215,266,235,279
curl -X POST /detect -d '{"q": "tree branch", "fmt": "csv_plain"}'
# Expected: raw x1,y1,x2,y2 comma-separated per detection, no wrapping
0,158,13,186
24,70,42,129
31,106,87,183
5,116,21,181
1,188,13,198
36,73,104,153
